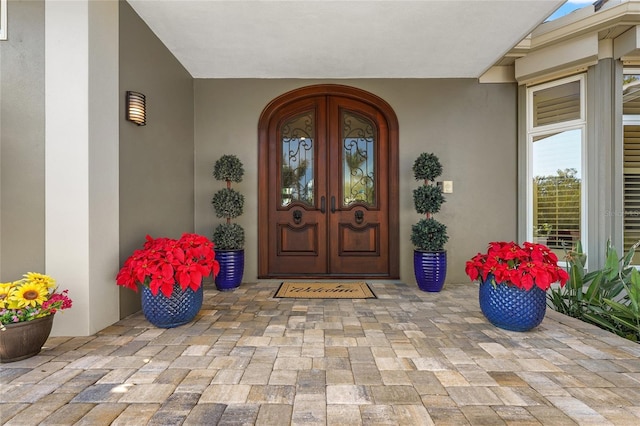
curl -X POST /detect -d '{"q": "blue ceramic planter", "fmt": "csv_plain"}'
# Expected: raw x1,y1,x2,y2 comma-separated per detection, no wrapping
414,250,447,292
215,249,244,291
141,284,203,328
478,275,547,332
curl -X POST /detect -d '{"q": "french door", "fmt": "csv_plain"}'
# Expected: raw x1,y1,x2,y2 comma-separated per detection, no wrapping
258,85,399,278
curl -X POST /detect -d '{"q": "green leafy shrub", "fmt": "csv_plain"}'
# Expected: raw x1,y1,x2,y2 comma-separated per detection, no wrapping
212,223,245,251
211,189,244,219
213,154,244,183
411,218,448,252
413,185,445,215
413,152,443,181
549,240,640,342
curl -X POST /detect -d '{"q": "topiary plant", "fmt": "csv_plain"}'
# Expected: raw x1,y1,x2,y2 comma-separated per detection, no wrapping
212,188,244,219
411,152,448,251
411,218,448,252
413,185,445,215
213,154,244,183
413,152,443,181
212,223,245,251
212,155,245,250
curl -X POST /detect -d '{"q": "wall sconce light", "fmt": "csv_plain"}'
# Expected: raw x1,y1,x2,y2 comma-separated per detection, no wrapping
126,91,146,126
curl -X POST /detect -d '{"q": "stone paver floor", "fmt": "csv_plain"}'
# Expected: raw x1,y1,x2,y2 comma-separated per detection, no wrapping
2,281,640,425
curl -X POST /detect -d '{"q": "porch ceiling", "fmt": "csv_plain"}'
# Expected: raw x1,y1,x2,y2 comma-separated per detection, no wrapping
126,0,565,79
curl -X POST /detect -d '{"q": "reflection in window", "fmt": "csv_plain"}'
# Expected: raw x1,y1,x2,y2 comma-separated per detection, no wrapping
342,111,375,206
532,130,582,254
281,112,314,206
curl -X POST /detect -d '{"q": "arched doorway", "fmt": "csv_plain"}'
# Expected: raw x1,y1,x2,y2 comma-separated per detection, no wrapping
258,85,399,278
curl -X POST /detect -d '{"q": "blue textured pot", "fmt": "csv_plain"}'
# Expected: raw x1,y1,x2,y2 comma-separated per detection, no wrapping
414,250,447,292
215,249,244,291
141,284,203,328
478,275,547,332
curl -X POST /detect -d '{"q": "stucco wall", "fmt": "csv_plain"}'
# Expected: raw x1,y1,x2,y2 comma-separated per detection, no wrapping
194,79,518,285
0,2,517,326
0,0,45,281
119,3,195,316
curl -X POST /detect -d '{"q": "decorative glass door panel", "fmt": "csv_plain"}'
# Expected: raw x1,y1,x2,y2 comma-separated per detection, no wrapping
342,110,376,206
258,85,399,279
327,97,388,275
281,112,314,207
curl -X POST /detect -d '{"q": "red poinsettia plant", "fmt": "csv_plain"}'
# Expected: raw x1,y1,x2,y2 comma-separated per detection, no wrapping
465,241,569,291
116,233,219,298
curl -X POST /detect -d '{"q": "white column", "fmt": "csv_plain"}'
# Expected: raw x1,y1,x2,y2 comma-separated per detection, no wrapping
45,0,119,336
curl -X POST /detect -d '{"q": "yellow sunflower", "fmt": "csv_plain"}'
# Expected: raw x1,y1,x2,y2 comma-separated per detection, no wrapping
0,282,15,308
23,272,56,289
10,282,49,308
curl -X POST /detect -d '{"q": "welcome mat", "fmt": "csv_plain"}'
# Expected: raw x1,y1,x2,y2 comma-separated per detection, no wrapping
274,282,376,299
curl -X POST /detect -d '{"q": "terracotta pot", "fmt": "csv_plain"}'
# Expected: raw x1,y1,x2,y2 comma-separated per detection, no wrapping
0,314,54,363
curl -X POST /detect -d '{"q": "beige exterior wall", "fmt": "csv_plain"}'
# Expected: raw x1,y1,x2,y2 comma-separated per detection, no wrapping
194,79,518,284
44,0,121,335
0,0,45,281
0,2,196,324
119,2,195,316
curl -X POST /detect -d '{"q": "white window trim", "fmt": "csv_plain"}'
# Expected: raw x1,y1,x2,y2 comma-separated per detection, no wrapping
0,0,6,41
525,74,587,249
526,74,586,133
623,115,640,125
621,71,640,263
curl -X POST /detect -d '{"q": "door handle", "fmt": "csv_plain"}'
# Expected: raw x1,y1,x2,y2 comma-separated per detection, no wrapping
320,196,326,213
331,196,336,213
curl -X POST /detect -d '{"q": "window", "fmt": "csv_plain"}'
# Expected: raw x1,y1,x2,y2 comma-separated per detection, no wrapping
623,72,640,263
280,112,315,207
0,0,6,40
342,110,376,206
527,75,585,257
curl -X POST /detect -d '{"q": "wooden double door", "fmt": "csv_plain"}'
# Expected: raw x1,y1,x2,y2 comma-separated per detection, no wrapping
258,85,399,278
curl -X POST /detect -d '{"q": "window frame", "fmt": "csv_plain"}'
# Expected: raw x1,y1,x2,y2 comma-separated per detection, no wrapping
621,69,640,264
0,0,6,40
525,74,587,251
